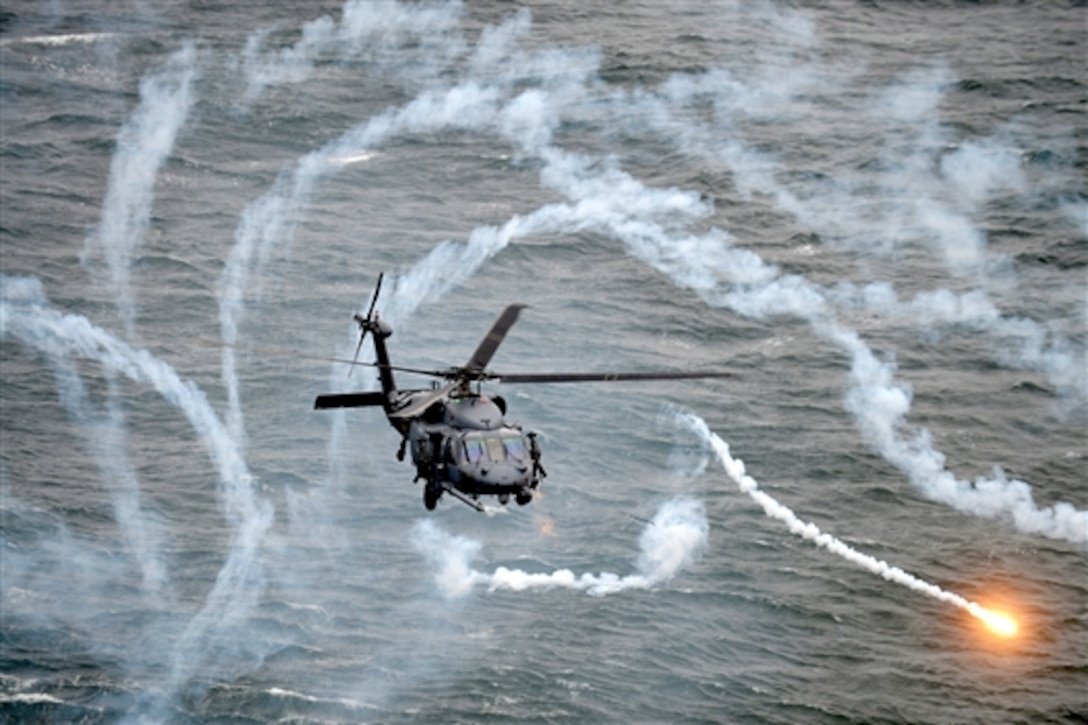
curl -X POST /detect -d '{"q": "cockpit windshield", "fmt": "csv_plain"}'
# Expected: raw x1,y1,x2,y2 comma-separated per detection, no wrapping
502,435,527,460
461,432,528,463
464,437,486,463
485,437,505,462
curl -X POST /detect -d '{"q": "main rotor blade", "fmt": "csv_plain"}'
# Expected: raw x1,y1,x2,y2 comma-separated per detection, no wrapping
365,272,384,320
388,381,458,420
490,370,736,384
463,304,527,372
328,358,449,378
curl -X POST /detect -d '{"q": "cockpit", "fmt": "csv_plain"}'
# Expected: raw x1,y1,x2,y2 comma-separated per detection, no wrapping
460,431,529,465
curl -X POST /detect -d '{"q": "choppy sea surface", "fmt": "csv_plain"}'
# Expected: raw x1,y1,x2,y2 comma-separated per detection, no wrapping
2,2,1086,723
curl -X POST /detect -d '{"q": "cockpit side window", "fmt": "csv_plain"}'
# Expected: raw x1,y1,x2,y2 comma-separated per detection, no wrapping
464,437,486,463
502,435,527,460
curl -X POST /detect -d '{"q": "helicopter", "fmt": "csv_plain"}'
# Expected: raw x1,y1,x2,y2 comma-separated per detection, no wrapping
313,273,735,511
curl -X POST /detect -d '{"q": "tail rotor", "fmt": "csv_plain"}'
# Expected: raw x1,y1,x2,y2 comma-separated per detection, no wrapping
349,272,384,377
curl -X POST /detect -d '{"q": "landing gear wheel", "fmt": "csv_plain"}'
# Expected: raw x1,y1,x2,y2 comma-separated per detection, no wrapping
424,481,441,511
424,450,443,511
515,488,532,506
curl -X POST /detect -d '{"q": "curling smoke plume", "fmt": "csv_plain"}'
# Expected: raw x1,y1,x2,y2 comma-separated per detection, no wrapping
493,117,1085,544
218,79,504,443
606,36,1083,402
223,3,1083,548
521,140,1084,542
412,498,708,599
238,0,463,103
80,42,197,338
676,410,1021,635
61,42,198,595
0,275,274,707
44,353,168,593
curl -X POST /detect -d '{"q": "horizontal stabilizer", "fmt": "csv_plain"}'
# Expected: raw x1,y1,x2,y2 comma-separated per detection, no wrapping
313,391,386,410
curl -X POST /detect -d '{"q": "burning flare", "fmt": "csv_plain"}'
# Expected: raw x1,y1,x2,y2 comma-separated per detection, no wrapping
969,604,1019,638
678,411,1026,643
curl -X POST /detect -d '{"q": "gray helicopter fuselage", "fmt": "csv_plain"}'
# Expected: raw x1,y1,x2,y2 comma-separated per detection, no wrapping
397,392,536,494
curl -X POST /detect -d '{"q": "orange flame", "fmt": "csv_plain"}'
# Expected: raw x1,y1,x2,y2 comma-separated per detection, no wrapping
972,605,1019,639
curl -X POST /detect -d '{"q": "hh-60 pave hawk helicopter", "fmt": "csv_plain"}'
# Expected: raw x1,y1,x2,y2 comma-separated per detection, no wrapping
314,274,735,511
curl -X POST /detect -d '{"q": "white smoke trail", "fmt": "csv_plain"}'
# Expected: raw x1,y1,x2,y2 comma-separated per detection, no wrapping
826,321,1088,544
213,79,511,571
219,4,598,440
62,42,198,598
218,4,599,519
45,354,169,593
345,70,1085,545
218,79,503,442
676,410,1020,633
80,42,197,338
602,29,1081,401
210,11,559,634
490,122,1087,544
221,2,605,374
623,47,1012,280
412,498,707,599
828,281,1084,403
218,3,1083,548
237,0,464,103
1,274,269,542
724,41,1062,353
0,275,274,705
627,216,1085,542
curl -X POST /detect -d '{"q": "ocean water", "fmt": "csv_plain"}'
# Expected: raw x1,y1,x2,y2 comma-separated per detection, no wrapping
1,1,1085,722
